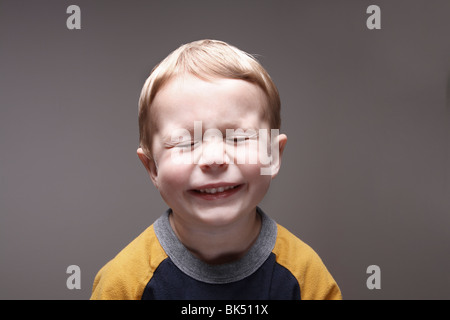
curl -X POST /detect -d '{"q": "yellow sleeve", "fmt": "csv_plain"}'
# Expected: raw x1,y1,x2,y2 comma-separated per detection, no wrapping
272,224,342,300
90,225,168,300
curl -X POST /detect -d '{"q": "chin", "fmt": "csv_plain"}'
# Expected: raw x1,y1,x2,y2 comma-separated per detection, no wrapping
192,204,251,227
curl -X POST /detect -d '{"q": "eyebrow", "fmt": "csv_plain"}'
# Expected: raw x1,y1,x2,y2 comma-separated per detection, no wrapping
161,127,194,144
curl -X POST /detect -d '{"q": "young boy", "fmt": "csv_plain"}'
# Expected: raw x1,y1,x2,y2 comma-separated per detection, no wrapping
90,39,342,300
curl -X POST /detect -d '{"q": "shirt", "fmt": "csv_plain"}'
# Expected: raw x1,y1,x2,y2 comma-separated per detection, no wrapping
91,207,342,300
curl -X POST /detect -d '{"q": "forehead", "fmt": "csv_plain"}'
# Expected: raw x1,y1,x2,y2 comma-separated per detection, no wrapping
151,74,269,131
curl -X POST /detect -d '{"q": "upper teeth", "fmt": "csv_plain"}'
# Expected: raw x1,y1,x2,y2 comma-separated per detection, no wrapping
198,185,237,194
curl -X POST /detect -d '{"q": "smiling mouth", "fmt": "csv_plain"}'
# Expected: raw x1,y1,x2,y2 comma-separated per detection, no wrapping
189,184,243,198
196,185,239,194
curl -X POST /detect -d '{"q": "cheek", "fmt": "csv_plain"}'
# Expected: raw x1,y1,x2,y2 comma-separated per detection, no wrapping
156,161,192,192
238,163,272,193
228,140,266,166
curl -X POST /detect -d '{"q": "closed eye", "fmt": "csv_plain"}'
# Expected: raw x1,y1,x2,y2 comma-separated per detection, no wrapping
230,137,249,143
175,140,200,149
226,134,258,144
164,140,200,149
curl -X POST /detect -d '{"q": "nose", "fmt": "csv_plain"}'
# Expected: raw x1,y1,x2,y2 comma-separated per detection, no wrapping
198,139,230,171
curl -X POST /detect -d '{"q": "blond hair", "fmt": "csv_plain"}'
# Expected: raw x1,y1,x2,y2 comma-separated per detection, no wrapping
138,39,281,157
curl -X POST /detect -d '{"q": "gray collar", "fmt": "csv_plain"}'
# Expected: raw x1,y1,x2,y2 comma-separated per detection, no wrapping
153,207,277,284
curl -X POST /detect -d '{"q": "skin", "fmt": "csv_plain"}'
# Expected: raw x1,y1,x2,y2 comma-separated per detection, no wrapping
137,74,287,264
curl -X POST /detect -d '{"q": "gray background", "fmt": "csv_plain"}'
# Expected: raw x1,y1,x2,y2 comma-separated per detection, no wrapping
1,0,449,300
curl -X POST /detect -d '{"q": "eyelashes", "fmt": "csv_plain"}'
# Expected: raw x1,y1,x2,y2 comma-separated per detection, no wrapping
166,135,258,150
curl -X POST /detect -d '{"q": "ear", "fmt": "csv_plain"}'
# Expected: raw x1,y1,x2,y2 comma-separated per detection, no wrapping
137,147,159,188
269,133,287,179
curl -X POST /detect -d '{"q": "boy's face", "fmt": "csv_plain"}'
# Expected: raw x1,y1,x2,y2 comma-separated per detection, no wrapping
137,74,287,227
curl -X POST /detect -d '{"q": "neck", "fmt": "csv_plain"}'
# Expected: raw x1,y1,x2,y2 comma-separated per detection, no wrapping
169,208,262,265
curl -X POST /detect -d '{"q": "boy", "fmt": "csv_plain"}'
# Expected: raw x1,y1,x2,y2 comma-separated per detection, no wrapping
91,39,342,300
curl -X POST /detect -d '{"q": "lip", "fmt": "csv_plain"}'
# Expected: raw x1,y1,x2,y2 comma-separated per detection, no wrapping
188,183,244,200
191,182,240,190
